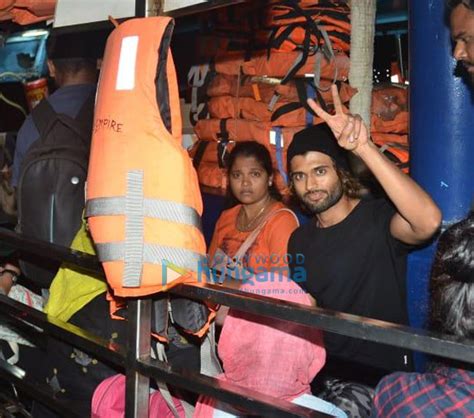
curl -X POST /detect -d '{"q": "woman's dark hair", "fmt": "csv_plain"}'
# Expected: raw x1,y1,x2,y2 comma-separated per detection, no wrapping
429,214,474,339
226,141,282,201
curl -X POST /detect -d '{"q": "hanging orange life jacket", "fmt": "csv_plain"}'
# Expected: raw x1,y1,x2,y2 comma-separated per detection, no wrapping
86,17,206,298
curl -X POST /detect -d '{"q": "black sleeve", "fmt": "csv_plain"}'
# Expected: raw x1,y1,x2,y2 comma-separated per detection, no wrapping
372,198,412,255
287,230,297,276
287,228,308,291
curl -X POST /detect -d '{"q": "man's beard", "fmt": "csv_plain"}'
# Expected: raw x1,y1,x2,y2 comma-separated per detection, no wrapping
299,180,344,215
457,61,474,87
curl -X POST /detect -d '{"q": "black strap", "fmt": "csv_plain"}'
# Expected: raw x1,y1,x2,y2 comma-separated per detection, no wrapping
216,119,230,168
189,66,214,127
217,140,229,168
31,91,95,146
31,98,58,138
271,2,350,24
398,162,409,170
300,78,329,114
271,102,302,123
192,141,209,170
76,91,95,128
270,79,328,123
189,102,209,127
268,22,303,59
216,118,230,142
280,24,312,85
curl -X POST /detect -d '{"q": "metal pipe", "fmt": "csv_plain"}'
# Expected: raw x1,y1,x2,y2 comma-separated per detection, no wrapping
395,33,405,80
125,299,152,418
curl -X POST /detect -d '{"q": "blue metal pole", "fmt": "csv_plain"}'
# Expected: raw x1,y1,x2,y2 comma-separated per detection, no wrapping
408,1,474,371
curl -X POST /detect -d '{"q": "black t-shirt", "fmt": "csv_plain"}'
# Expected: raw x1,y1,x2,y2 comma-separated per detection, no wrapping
288,197,412,372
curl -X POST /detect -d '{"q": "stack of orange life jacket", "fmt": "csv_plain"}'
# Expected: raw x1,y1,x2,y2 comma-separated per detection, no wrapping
0,0,55,25
370,84,409,173
189,0,355,197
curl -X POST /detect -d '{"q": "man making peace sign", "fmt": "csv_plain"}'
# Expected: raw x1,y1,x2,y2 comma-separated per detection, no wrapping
287,86,442,389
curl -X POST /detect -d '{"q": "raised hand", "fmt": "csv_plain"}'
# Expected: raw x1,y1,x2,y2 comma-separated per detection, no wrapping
307,84,369,152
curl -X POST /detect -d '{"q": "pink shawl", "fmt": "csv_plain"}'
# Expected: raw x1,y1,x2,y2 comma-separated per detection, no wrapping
194,275,325,417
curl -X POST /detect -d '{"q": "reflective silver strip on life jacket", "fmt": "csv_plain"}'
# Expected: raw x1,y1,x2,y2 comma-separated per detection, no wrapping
95,242,205,274
123,170,144,287
85,197,202,231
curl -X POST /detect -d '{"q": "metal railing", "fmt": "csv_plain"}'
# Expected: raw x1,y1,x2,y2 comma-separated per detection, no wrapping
0,227,473,417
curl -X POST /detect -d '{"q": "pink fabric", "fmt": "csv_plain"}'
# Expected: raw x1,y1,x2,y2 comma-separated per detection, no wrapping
91,374,185,418
194,276,325,417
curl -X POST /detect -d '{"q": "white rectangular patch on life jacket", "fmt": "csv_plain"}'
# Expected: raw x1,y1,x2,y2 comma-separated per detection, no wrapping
116,36,139,91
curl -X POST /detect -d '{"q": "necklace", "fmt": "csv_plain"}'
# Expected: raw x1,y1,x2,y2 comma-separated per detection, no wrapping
239,197,271,231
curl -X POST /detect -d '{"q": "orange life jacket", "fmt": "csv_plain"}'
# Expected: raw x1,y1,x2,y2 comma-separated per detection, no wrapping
372,133,409,173
86,17,206,298
265,1,351,53
214,49,350,81
371,111,408,135
194,118,305,149
189,140,290,197
0,0,55,24
193,119,304,194
371,85,408,121
206,80,356,127
207,96,323,126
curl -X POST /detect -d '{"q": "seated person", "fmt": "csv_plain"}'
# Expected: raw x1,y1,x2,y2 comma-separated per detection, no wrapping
208,141,299,284
194,275,347,417
372,214,474,417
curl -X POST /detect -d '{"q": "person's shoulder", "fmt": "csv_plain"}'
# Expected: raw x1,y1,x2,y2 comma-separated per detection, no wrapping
359,196,394,211
216,205,240,226
48,84,96,108
220,204,241,218
357,196,396,223
375,371,426,398
289,217,314,241
374,372,416,410
268,202,299,224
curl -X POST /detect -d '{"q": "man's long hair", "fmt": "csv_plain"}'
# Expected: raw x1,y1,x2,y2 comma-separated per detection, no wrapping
335,166,365,199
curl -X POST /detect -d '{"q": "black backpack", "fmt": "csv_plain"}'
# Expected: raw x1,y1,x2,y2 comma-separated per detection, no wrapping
17,92,95,288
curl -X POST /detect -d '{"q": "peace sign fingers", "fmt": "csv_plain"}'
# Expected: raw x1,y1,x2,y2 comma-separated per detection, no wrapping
331,83,344,114
306,97,331,122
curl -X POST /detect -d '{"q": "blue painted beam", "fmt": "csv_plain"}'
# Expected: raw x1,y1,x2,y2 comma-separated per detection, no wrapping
408,0,474,371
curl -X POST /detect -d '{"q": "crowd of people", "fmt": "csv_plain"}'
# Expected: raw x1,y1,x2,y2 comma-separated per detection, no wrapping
0,0,472,417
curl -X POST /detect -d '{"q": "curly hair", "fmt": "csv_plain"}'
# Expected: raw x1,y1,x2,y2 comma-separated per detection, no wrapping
429,214,474,339
335,166,365,199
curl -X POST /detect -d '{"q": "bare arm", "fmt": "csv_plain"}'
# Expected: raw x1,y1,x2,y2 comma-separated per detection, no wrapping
307,85,442,245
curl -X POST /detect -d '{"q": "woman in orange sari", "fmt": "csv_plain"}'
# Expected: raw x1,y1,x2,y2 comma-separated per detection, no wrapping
208,141,299,285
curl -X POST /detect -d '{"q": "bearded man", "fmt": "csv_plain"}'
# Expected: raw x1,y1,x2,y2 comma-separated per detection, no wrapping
287,86,442,389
